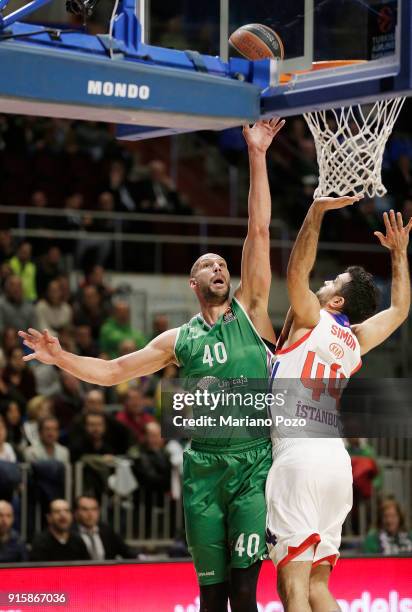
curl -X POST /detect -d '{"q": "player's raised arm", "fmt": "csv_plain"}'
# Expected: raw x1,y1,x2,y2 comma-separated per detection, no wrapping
235,118,284,321
352,210,412,355
287,195,361,328
18,327,178,385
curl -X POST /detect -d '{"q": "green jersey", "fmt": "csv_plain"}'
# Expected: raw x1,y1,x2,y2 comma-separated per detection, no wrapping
174,297,273,451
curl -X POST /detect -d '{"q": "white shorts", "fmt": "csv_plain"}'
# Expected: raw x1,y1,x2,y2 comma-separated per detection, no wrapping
266,440,353,568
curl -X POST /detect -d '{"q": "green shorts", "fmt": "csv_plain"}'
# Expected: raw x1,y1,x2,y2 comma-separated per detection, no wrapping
183,438,272,586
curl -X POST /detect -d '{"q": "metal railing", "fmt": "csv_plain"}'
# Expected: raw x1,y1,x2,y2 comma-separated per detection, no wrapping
73,460,183,546
12,458,412,549
19,462,72,542
0,205,389,274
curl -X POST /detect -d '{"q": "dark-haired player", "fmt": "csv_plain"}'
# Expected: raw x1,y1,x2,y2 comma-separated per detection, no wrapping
266,198,412,612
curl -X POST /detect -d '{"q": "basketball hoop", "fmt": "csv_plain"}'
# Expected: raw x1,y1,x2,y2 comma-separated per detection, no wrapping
282,60,406,197
304,97,405,198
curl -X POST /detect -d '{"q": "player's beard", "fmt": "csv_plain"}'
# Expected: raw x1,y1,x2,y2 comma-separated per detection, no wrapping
201,284,230,305
316,286,328,306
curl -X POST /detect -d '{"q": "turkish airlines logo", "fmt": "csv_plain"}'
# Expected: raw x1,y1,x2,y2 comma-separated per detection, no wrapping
329,343,344,359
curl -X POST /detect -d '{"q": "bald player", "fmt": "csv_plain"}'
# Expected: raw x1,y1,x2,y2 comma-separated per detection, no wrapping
19,118,285,612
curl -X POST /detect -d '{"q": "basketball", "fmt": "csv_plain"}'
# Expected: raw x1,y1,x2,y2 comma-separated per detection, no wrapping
229,23,285,61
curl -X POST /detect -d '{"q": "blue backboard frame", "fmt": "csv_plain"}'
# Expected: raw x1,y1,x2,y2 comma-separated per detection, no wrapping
0,0,410,140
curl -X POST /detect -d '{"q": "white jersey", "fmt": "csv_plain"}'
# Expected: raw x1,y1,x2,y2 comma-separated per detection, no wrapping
269,309,362,452
266,309,361,567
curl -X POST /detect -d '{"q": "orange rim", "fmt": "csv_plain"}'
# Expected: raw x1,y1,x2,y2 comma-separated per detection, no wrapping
279,59,367,84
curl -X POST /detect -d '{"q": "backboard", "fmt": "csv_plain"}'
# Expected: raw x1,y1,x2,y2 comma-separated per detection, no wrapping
256,0,411,116
0,0,410,140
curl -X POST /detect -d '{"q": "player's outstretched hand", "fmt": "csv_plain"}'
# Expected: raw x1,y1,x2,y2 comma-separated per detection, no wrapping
374,210,412,252
18,328,62,364
243,117,285,153
313,194,363,211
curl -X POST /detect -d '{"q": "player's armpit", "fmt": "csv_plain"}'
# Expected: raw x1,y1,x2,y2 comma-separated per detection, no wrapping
110,328,178,384
352,307,408,355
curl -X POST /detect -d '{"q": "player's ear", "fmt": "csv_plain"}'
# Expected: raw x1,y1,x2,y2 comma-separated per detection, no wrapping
330,295,344,310
189,278,197,289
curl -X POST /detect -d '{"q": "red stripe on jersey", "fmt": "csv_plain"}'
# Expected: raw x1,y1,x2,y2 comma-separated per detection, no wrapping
276,329,314,355
277,533,321,567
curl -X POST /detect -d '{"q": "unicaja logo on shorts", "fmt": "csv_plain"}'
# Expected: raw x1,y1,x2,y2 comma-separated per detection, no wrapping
87,80,150,100
198,570,215,577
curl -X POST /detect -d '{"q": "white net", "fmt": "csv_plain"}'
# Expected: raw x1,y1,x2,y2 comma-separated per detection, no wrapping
304,97,406,198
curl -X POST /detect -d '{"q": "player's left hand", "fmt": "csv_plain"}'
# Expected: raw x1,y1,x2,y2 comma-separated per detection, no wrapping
374,209,412,252
243,117,285,152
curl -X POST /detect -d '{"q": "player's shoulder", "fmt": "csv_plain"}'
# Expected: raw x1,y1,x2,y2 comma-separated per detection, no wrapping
151,327,180,350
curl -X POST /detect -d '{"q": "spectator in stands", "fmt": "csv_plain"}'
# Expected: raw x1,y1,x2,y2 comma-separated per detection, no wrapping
58,192,87,255
52,370,84,431
104,160,137,213
35,280,72,335
346,437,381,499
363,497,412,554
57,327,77,354
73,285,109,341
70,390,132,456
73,496,135,560
0,415,20,502
0,275,37,334
1,346,37,404
151,314,169,339
75,194,114,268
24,416,69,464
0,415,17,463
30,499,90,562
31,356,62,399
8,241,37,301
84,389,106,413
116,389,155,445
56,275,72,306
0,327,19,368
69,411,115,463
23,395,54,447
0,500,28,562
132,422,171,493
83,264,114,306
135,160,187,214
61,192,85,233
1,400,23,451
99,301,146,358
69,411,116,499
24,417,69,509
0,231,15,266
74,325,99,358
36,246,66,299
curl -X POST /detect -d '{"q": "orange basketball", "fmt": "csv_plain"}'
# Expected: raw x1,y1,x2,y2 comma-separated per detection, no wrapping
229,23,285,61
